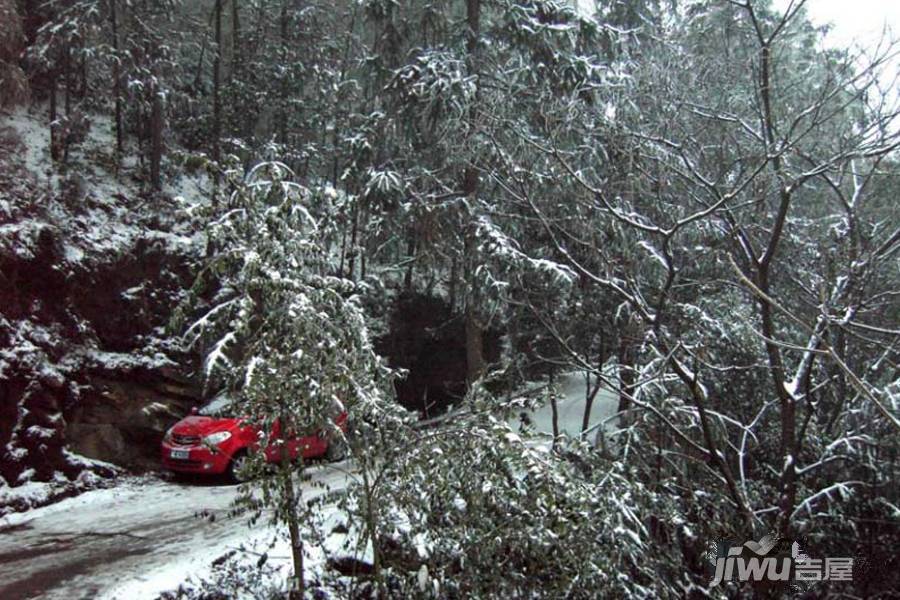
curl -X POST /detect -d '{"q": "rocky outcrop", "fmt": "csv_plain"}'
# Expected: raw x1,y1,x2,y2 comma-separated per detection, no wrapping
0,221,201,482
67,367,197,471
0,112,203,489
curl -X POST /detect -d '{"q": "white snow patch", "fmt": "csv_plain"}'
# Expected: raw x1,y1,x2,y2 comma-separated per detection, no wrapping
512,371,618,441
3,108,53,181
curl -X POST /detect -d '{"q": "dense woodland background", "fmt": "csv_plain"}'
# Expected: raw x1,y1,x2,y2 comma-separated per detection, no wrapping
1,0,899,597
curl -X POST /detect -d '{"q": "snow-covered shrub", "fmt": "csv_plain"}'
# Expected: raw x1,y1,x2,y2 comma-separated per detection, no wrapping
156,550,288,600
354,392,694,599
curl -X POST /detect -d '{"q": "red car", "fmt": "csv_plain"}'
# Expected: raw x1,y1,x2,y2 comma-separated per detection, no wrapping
161,397,348,481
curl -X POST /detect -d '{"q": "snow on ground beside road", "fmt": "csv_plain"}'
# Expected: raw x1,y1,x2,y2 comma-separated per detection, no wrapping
148,499,370,600
0,474,153,529
0,451,121,517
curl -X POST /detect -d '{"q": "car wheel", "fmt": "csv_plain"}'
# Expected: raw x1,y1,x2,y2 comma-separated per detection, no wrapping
325,434,348,462
227,450,251,483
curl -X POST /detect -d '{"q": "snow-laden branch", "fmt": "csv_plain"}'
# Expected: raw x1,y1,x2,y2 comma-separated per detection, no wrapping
791,480,867,520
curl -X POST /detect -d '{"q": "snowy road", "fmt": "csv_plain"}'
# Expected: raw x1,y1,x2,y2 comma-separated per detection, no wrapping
0,372,615,600
0,464,352,600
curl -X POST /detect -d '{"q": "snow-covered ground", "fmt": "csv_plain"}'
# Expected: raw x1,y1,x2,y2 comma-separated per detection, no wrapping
2,107,209,266
0,464,352,599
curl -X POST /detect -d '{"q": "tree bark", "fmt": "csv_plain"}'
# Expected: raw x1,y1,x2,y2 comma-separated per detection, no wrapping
581,370,603,438
462,0,483,388
550,372,560,449
361,467,383,595
212,0,223,172
403,229,416,290
231,0,240,75
63,47,71,117
464,230,485,385
617,335,635,415
279,412,304,598
465,298,485,385
448,255,458,315
348,202,359,281
110,0,123,158
278,1,288,144
149,84,163,190
49,76,59,161
79,41,87,98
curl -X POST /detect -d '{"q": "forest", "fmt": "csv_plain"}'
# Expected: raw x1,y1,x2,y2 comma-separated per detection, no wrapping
0,0,898,598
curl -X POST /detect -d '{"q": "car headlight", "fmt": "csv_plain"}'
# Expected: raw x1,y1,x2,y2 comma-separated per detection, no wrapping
203,431,232,446
163,427,174,443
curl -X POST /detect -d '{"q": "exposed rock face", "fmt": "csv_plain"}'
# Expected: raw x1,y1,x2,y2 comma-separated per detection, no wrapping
67,368,196,471
0,224,201,481
0,112,203,487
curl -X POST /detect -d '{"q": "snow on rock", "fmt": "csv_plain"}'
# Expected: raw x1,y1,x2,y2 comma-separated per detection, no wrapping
0,463,119,517
0,107,205,490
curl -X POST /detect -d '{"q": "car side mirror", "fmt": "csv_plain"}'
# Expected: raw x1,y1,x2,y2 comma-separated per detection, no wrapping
190,406,199,415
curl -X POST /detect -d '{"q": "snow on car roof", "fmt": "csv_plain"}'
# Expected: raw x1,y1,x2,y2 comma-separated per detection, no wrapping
199,392,236,416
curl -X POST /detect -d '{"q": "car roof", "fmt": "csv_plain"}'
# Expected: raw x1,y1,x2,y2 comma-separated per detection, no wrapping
199,391,236,416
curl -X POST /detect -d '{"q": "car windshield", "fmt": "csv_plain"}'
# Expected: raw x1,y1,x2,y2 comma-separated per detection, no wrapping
198,393,237,417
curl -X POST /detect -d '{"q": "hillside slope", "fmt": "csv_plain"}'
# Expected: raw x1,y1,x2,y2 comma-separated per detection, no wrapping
0,107,206,510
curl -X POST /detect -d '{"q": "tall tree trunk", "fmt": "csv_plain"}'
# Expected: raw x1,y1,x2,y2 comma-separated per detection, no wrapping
361,467,383,596
617,336,635,415
464,227,484,385
348,202,359,281
755,41,797,539
49,75,59,161
465,298,485,385
581,369,604,438
330,6,357,185
463,0,484,388
231,0,240,75
110,0,123,158
279,420,304,599
63,50,71,165
403,230,416,290
550,372,560,449
466,0,481,59
212,0,223,175
149,83,163,191
63,47,71,117
448,255,458,314
339,220,348,278
360,218,368,280
278,1,288,144
79,41,87,97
